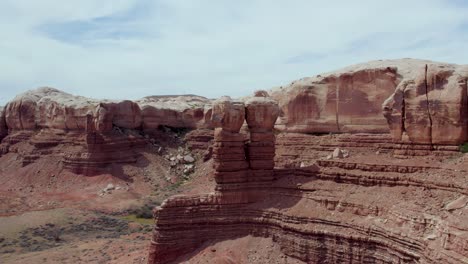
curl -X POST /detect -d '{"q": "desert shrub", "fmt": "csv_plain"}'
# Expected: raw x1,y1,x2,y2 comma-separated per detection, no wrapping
460,142,468,153
130,200,161,219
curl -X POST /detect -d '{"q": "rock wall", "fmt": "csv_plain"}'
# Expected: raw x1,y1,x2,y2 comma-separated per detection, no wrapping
2,59,467,150
148,95,280,263
1,88,213,134
137,95,212,130
269,59,468,143
383,63,468,146
148,91,468,264
270,62,400,133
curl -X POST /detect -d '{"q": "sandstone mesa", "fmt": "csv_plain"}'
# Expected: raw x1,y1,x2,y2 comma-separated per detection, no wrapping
0,58,467,264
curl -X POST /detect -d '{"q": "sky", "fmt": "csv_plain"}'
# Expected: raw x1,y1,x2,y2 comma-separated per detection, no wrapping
1,0,468,105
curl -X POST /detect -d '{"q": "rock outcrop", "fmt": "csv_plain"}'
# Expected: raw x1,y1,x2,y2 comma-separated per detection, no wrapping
211,97,249,185
147,66,468,263
3,87,141,131
148,95,280,263
0,59,467,263
383,63,468,146
2,88,213,134
270,61,401,133
136,95,212,130
270,59,468,141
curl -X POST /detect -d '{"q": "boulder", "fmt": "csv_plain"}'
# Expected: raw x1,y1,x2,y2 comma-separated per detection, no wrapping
245,97,280,132
332,148,344,159
445,195,468,211
183,155,195,163
211,97,245,133
253,90,270,97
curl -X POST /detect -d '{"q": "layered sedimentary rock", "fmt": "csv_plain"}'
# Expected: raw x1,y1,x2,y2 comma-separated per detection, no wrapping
245,97,280,182
0,88,214,173
148,86,467,263
61,111,146,175
149,135,468,264
210,97,249,185
148,95,281,263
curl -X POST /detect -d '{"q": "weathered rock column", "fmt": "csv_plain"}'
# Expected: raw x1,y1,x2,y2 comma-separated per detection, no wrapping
210,97,248,184
245,97,280,182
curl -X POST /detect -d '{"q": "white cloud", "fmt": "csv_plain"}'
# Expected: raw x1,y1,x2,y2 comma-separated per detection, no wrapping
0,0,467,105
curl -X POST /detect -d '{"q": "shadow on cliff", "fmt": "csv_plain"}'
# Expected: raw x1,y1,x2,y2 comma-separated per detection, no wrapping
105,149,152,182
168,166,318,263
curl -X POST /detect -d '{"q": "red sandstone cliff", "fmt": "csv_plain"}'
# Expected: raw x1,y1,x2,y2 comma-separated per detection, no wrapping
148,94,468,264
2,87,213,132
0,59,467,263
269,59,468,144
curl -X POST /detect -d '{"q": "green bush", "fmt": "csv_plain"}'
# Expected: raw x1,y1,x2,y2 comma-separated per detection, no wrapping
130,200,161,219
460,142,468,153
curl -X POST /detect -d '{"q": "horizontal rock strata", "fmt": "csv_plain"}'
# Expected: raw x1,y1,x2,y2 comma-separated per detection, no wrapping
148,93,467,263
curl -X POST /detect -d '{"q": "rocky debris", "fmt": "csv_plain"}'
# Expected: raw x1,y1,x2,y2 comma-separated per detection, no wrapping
183,155,195,163
104,183,115,192
445,195,468,211
164,147,197,179
183,164,195,175
0,214,144,255
330,147,350,159
98,183,127,196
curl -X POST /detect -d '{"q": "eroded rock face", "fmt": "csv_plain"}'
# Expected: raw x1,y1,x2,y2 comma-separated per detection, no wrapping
245,97,280,133
3,88,214,132
245,96,279,172
210,97,248,184
137,95,212,130
383,63,468,145
211,97,245,133
149,117,468,264
0,107,7,141
268,58,468,147
4,90,39,130
270,62,400,133
149,96,281,263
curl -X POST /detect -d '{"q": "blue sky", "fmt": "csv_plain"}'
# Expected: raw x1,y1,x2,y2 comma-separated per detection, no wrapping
1,0,468,105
